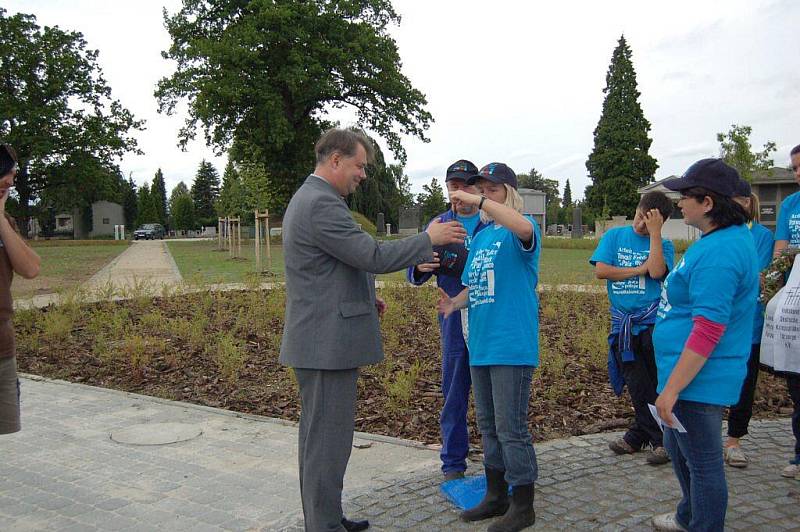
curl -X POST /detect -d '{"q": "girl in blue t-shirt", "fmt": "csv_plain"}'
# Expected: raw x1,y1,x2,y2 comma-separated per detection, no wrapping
723,184,774,469
437,162,539,531
651,159,759,532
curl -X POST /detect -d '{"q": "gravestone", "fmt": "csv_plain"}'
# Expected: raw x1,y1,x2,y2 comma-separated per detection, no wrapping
399,206,420,236
376,212,385,235
571,207,583,239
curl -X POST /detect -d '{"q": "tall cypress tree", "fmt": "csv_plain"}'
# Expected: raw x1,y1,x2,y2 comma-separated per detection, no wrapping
563,179,573,207
151,168,168,226
191,160,221,225
585,35,657,218
123,176,138,230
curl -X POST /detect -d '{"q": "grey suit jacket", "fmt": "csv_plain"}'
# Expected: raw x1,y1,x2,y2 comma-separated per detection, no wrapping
279,176,434,370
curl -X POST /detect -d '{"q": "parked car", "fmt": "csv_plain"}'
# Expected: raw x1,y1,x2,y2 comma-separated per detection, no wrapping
133,223,165,240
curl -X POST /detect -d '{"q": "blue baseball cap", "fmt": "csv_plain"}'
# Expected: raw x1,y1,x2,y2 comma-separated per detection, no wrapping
466,162,518,189
445,160,480,182
663,158,740,197
734,179,752,197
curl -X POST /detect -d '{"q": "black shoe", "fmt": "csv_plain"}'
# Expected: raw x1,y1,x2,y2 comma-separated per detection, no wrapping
487,483,535,532
459,467,509,522
443,470,465,482
341,517,369,532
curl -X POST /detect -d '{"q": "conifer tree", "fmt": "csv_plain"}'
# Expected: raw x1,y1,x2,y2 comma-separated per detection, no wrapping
585,35,657,218
191,160,221,225
563,179,573,207
151,169,168,226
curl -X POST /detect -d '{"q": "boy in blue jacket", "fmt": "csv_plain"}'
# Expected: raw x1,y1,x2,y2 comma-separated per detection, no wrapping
590,191,675,466
407,160,488,480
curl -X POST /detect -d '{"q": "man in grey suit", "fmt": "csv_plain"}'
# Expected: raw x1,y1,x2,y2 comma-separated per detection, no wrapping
280,128,467,532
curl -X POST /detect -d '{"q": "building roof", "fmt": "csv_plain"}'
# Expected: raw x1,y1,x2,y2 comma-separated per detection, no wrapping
752,166,794,184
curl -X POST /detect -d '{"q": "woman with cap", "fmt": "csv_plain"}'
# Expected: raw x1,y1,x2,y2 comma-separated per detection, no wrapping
651,159,759,532
723,181,773,469
437,162,540,532
0,144,41,436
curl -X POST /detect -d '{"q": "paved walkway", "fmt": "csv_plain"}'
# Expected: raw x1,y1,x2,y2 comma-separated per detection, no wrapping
2,377,798,531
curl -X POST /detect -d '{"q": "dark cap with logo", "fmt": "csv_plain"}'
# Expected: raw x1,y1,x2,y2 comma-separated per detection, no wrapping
466,162,518,189
734,179,752,198
445,160,480,182
663,158,740,197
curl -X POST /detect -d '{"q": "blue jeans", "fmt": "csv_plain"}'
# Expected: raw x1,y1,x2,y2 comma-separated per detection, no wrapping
470,365,538,486
440,348,471,473
663,400,726,532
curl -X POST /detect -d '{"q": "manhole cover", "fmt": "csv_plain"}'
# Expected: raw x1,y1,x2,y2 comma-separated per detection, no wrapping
110,422,203,446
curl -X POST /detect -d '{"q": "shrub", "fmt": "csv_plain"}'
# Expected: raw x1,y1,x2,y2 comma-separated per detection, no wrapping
350,211,377,236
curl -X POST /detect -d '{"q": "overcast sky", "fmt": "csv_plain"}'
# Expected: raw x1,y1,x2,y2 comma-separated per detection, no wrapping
9,0,800,201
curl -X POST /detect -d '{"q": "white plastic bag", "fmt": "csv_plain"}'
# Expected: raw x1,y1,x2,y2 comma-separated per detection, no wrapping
761,254,800,374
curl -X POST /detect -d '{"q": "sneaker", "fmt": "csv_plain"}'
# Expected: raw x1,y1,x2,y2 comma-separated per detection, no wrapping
723,446,748,468
652,512,687,532
608,438,638,455
443,470,465,482
646,446,670,465
782,463,800,478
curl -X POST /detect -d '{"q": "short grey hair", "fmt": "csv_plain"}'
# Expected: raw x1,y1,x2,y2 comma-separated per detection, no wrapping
315,127,375,165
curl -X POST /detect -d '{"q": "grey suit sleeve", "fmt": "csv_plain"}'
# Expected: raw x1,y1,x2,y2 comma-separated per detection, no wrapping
311,194,433,274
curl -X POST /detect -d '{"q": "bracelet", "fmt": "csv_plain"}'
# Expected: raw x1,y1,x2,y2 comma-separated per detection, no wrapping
478,196,486,210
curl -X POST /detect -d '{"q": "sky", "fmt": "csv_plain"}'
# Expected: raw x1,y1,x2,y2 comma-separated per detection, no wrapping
8,0,800,201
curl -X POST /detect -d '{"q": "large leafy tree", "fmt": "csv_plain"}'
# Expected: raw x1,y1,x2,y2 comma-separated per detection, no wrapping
155,0,432,210
717,124,776,182
151,169,168,227
191,160,221,225
585,35,657,218
0,9,143,230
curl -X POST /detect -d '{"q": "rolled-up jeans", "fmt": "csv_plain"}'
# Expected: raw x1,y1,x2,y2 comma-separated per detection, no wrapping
663,399,726,532
470,365,538,486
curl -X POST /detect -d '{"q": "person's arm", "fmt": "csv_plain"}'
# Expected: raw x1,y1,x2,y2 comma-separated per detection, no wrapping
774,240,789,257
436,287,468,319
655,347,708,426
594,261,647,281
0,202,40,279
449,190,532,243
643,209,668,279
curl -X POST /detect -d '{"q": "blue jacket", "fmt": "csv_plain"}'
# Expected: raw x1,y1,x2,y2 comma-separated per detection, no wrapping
607,301,659,396
406,210,488,355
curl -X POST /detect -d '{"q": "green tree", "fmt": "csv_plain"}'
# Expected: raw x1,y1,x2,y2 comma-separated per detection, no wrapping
122,176,138,230
0,9,143,231
155,0,433,210
136,183,159,226
585,35,657,218
518,167,560,212
417,178,448,226
151,169,168,226
347,140,409,228
563,179,573,207
191,160,221,226
216,160,247,219
717,124,777,182
170,182,195,230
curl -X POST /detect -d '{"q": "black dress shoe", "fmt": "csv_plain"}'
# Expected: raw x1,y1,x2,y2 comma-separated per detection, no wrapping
341,516,370,531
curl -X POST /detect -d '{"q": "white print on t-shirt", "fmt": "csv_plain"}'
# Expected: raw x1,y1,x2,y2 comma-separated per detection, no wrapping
789,214,800,246
657,257,684,318
610,246,649,296
468,241,502,307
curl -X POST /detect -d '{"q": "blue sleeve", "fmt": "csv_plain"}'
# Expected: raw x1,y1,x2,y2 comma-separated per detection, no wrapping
688,265,738,325
512,216,538,256
662,239,675,271
589,230,615,266
755,227,774,271
776,197,792,241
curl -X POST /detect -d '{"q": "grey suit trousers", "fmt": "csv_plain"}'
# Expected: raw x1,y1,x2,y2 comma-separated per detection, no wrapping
295,367,359,532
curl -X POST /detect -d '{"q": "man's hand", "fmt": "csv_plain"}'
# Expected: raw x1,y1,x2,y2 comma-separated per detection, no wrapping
416,252,440,273
436,288,456,319
375,297,387,318
426,218,467,246
644,209,664,235
655,390,678,428
0,187,9,215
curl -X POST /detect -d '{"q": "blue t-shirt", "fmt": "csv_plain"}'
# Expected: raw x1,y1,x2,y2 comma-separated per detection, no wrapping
461,215,541,367
750,222,774,344
457,212,481,251
776,191,800,247
653,224,759,406
590,225,675,333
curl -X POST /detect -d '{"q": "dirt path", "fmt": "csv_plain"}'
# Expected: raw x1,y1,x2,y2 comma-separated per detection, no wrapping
83,240,183,293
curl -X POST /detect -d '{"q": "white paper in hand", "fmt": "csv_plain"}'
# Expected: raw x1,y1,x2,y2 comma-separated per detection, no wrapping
648,403,687,433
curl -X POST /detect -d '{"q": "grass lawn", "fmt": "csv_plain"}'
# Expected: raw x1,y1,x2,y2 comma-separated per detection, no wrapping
167,239,601,286
11,240,130,299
